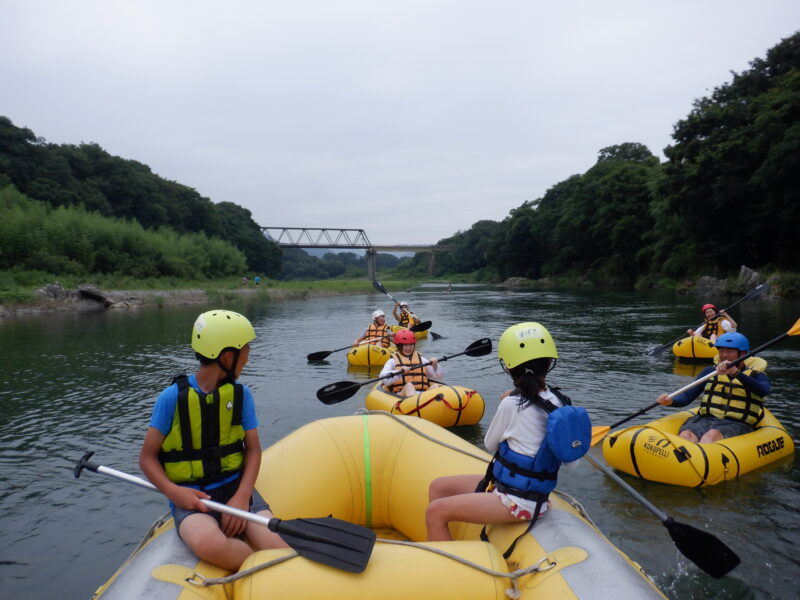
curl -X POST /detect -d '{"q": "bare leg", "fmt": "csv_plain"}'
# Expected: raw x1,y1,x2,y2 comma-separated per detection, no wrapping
245,509,290,551
426,488,515,541
402,382,417,397
179,513,254,571
679,430,700,443
699,428,724,443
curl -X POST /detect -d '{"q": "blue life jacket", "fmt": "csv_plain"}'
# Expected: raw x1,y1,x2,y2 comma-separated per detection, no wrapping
490,388,591,501
479,387,591,558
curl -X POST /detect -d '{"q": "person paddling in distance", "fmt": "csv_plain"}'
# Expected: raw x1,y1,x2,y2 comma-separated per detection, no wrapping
687,303,737,342
379,328,442,397
392,300,420,329
425,323,590,548
354,309,392,348
139,310,288,571
657,332,770,443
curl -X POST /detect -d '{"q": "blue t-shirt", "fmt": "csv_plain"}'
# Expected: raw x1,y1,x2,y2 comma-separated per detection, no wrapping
149,374,259,490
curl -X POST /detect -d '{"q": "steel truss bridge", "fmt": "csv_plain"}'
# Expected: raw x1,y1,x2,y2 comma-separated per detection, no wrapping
262,227,451,278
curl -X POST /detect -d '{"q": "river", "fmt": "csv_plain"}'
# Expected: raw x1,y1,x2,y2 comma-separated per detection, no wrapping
1,286,798,599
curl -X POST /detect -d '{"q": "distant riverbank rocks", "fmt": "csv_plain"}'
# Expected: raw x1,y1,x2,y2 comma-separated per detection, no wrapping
1,284,346,317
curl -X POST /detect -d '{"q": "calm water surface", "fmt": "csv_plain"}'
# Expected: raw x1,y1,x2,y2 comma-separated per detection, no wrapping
1,287,798,599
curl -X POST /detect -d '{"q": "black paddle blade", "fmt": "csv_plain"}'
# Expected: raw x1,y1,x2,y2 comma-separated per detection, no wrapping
465,338,492,357
269,517,376,573
307,350,332,361
663,516,740,578
317,381,361,404
430,331,443,340
410,320,431,333
372,280,387,294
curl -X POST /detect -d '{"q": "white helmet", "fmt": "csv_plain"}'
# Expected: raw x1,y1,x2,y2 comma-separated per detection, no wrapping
372,309,385,319
399,301,409,307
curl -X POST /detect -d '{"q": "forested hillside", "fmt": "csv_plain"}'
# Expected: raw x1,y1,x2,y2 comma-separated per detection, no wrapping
400,32,800,286
0,119,281,275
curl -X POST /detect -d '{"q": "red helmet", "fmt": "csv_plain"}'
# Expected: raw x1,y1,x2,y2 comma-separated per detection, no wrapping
394,328,416,345
701,303,717,312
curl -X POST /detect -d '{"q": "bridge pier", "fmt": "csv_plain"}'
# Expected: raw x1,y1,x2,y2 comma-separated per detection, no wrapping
366,248,377,281
427,252,435,276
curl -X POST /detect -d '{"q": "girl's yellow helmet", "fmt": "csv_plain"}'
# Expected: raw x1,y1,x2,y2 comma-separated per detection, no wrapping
497,322,558,371
191,310,255,359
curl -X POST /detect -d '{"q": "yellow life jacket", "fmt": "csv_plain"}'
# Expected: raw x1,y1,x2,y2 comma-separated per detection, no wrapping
398,311,411,327
159,375,245,485
366,322,391,347
698,357,768,426
388,350,431,393
701,317,726,339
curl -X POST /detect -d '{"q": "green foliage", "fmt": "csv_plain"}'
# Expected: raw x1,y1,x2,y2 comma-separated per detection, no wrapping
0,186,247,279
0,118,281,275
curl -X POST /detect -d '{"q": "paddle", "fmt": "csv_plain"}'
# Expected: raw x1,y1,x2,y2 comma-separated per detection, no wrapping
647,282,769,356
592,316,800,446
307,336,386,362
306,321,431,361
74,451,376,573
372,280,443,340
583,453,740,578
316,337,492,404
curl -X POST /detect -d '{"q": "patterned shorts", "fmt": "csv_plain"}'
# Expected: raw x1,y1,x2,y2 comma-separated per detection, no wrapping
493,489,550,521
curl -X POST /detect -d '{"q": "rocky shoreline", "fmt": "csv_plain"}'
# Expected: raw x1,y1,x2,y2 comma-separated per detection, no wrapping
0,283,338,318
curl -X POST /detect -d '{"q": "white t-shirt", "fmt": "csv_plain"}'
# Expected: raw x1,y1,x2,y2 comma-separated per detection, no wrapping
484,388,564,456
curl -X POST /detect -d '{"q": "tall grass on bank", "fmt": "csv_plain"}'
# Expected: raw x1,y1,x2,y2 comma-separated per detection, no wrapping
0,185,246,279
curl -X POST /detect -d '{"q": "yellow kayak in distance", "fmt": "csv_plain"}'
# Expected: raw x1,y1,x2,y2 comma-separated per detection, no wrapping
347,343,396,366
364,382,485,427
672,336,718,361
602,408,794,487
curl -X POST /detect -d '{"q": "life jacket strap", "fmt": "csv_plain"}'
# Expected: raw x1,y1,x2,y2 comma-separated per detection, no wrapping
494,453,557,481
159,440,245,463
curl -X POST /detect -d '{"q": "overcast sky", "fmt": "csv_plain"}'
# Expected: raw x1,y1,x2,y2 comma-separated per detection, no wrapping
2,2,798,246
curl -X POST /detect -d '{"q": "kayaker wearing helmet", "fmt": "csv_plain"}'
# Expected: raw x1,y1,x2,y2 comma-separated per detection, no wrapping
687,303,737,342
425,323,590,549
354,309,392,348
139,310,288,571
392,300,420,329
657,332,770,443
379,328,442,397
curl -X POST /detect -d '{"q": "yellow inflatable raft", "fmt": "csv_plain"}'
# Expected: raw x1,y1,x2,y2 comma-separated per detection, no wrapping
364,382,485,427
602,408,794,487
347,343,396,366
672,336,717,361
390,323,428,339
92,413,667,600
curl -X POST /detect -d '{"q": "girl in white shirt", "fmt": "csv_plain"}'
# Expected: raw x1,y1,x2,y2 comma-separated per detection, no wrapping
426,322,564,541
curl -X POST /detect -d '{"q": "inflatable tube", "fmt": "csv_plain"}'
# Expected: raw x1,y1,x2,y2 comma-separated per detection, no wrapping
364,382,485,427
672,336,717,361
602,408,794,487
93,413,668,599
347,343,395,366
390,323,428,340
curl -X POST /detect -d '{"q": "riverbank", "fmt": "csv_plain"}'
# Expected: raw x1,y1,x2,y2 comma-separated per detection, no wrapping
0,279,417,317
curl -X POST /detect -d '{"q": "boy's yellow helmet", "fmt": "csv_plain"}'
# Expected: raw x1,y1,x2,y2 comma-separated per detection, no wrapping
497,322,558,370
191,310,256,359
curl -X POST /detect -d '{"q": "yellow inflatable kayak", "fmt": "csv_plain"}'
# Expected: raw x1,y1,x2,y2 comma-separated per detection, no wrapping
672,336,717,361
92,413,667,599
347,343,396,366
602,408,794,487
364,382,485,427
390,323,428,339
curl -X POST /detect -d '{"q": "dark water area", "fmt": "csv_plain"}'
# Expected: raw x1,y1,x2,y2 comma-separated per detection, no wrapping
1,286,798,599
